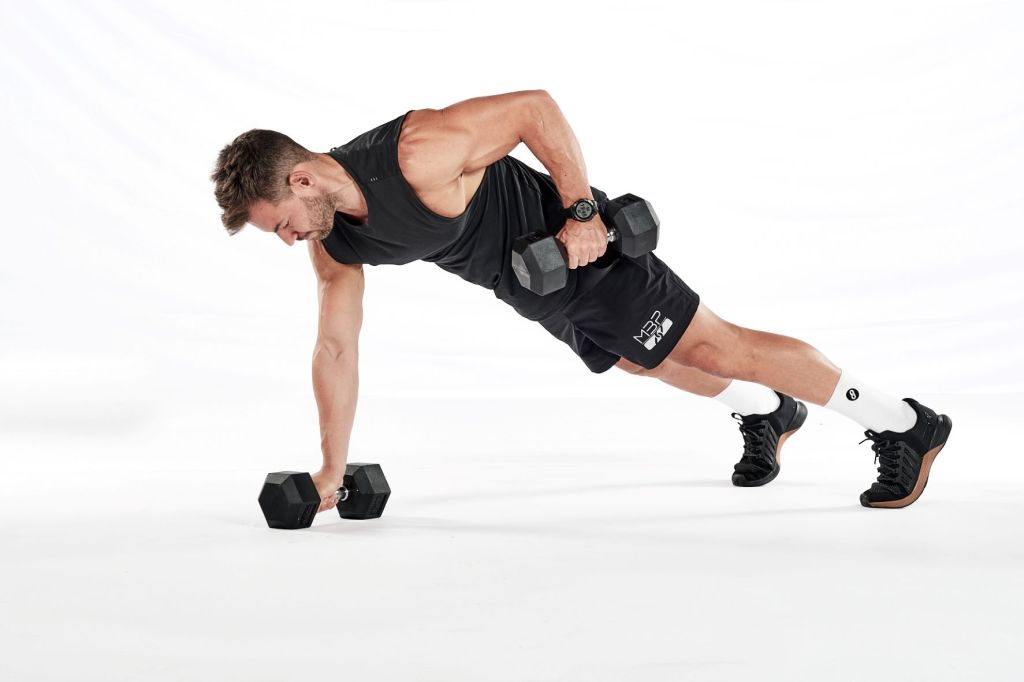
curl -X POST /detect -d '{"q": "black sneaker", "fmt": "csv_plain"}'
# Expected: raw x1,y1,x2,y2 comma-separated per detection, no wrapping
731,392,808,487
859,398,953,508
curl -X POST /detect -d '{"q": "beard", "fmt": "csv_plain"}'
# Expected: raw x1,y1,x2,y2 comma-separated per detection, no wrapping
298,192,339,241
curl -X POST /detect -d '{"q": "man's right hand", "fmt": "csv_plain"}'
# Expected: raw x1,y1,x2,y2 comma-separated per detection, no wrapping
311,468,346,513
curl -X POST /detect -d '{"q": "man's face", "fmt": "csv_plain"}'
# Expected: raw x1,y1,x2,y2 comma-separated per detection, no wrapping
249,191,337,246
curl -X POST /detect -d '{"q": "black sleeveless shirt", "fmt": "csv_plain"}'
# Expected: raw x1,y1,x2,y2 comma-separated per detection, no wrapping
323,111,607,321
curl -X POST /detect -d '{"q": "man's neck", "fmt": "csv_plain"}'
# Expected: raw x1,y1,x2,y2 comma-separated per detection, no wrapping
316,153,368,221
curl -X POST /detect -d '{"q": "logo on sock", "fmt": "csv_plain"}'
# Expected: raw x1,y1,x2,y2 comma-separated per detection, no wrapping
846,388,860,401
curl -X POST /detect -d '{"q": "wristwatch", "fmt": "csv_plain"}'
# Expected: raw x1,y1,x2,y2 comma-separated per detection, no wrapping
564,198,599,222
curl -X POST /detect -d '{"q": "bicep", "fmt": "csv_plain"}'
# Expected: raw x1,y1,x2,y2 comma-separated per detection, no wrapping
408,90,552,183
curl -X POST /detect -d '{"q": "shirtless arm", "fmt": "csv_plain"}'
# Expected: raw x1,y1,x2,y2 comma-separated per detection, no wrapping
307,240,364,510
402,89,608,268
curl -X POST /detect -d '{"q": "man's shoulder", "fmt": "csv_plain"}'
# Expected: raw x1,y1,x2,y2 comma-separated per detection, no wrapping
396,108,458,189
307,240,363,284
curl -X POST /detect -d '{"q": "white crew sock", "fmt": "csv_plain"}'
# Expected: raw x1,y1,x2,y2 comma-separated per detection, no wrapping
714,380,781,416
824,370,918,433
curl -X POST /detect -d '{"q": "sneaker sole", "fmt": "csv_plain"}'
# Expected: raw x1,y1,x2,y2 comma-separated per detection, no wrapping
732,401,808,487
861,414,953,509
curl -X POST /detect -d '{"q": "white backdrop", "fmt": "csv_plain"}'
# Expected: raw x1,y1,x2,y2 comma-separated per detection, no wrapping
1,2,1023,680
2,0,1022,429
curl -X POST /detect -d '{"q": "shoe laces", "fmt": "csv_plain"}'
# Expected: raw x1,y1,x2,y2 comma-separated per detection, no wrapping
733,413,768,460
860,430,908,487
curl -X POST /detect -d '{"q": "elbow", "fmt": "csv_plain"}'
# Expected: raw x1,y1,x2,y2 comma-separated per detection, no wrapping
524,90,556,142
531,90,557,118
532,89,554,105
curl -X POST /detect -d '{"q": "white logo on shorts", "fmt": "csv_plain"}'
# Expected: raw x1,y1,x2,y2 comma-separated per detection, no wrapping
634,310,674,350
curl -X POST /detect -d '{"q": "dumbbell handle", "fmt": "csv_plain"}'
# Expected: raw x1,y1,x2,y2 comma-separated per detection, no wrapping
332,488,350,502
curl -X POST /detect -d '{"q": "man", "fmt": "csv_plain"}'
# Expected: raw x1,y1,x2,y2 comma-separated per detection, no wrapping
211,90,952,514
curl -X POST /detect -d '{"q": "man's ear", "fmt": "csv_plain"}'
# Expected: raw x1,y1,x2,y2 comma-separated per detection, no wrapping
287,168,316,196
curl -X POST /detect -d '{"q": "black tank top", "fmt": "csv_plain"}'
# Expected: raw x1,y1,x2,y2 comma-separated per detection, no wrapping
323,111,607,321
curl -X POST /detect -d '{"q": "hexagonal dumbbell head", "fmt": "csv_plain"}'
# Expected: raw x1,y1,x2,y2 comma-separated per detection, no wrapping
512,231,569,296
338,462,391,520
258,471,320,530
605,193,659,258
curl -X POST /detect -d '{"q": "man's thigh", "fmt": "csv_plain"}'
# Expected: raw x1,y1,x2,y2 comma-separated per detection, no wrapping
536,311,620,374
560,252,701,370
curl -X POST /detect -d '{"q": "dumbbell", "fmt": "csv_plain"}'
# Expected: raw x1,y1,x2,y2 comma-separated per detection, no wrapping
258,462,390,529
511,193,660,296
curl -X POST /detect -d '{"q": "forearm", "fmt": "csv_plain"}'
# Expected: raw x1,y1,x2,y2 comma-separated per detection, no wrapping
521,96,594,207
311,343,359,474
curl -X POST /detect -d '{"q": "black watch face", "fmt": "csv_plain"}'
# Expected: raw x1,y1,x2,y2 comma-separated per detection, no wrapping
573,200,595,220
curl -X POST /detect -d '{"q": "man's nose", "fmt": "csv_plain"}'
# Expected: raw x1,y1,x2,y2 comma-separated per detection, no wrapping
278,229,296,246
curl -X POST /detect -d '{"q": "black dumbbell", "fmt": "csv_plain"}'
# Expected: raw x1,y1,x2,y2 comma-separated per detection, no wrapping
258,462,391,529
511,193,660,296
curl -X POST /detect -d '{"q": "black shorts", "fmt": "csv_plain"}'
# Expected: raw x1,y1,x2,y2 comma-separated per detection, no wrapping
537,252,700,373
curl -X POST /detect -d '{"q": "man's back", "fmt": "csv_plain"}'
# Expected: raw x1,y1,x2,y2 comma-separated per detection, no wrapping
320,108,605,320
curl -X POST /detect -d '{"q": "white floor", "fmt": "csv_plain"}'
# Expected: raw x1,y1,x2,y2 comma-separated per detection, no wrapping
1,385,1018,681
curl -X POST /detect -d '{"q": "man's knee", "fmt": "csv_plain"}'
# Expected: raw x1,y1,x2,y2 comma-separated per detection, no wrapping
678,341,734,377
671,322,750,378
664,303,748,377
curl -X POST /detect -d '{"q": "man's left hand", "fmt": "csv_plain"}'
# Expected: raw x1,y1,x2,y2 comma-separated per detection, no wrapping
556,216,609,270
